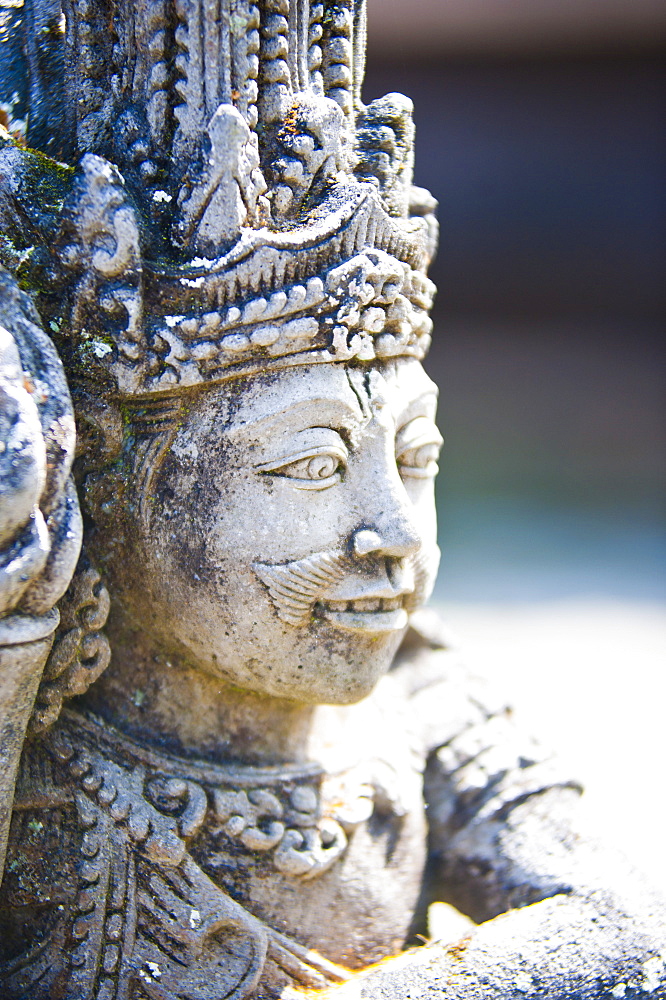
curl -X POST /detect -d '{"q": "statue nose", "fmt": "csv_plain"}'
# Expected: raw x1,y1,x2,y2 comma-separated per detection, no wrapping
352,526,420,560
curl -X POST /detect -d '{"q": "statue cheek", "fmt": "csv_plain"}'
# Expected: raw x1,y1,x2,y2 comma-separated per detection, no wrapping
404,478,438,526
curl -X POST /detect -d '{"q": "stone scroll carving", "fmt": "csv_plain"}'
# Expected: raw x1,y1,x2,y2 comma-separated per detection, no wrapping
0,1,664,998
0,268,82,876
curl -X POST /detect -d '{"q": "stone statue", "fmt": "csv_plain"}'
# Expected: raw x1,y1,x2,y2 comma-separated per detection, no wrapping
0,1,663,997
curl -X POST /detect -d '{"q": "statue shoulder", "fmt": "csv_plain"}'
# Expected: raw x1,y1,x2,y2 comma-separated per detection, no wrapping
2,720,352,1000
0,737,79,998
1,728,269,1000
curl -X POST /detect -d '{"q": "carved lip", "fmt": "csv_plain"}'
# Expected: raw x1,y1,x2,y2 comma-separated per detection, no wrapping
316,596,409,633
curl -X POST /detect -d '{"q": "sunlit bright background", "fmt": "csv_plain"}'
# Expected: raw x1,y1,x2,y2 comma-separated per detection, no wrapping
366,0,666,891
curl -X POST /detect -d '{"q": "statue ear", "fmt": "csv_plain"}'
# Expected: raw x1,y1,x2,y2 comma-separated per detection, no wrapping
73,391,124,472
71,391,127,528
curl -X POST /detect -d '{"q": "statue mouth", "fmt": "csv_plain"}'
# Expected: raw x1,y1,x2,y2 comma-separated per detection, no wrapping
253,553,420,630
315,596,408,633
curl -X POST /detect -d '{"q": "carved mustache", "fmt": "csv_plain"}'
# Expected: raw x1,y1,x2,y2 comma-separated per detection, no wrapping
252,545,440,627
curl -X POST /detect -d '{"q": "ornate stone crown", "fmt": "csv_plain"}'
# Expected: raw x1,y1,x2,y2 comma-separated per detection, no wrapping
1,0,437,397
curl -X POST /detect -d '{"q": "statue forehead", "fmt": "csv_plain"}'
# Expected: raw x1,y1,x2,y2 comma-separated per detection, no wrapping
194,358,438,431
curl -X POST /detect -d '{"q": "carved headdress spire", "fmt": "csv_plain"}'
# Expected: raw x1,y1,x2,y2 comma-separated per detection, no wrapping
1,0,438,396
60,0,367,159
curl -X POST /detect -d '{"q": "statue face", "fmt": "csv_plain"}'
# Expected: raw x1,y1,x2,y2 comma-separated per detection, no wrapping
142,357,441,704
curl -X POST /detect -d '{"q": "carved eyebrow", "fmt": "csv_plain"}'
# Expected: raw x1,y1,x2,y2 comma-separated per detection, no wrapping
395,415,443,452
224,396,364,438
395,391,439,431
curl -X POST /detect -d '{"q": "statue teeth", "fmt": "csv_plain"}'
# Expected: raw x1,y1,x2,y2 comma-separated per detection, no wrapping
350,598,381,612
323,598,405,614
380,597,401,611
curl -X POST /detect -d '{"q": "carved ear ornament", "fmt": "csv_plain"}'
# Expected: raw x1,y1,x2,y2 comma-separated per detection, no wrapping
28,554,111,736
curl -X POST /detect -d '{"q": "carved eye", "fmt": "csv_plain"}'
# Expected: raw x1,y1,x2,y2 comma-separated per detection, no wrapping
398,442,441,479
297,454,340,479
256,446,347,490
396,417,443,480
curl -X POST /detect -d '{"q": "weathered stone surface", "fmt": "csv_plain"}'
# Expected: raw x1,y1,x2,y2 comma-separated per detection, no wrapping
315,890,666,999
0,0,663,997
0,267,82,875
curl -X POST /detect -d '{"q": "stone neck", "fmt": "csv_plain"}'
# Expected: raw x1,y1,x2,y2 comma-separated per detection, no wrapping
80,613,328,768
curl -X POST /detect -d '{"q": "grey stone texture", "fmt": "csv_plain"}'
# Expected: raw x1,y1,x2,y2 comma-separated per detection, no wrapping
0,0,664,997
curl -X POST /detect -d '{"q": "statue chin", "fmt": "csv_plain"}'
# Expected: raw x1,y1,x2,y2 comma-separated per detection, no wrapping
199,626,404,705
193,620,407,706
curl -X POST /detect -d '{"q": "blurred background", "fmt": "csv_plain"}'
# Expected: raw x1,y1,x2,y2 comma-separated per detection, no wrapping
364,0,666,889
